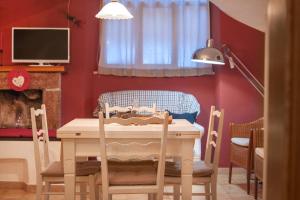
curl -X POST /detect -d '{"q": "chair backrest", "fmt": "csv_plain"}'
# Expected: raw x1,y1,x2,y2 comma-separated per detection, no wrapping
229,117,264,138
204,106,225,174
30,104,50,175
105,102,156,119
252,127,264,148
98,112,169,192
105,103,132,119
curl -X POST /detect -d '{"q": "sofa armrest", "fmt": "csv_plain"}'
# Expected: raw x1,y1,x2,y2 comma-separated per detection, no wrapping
193,122,205,134
193,122,205,161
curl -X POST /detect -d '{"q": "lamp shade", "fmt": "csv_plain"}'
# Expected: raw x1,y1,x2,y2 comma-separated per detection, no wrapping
192,39,225,65
95,0,133,20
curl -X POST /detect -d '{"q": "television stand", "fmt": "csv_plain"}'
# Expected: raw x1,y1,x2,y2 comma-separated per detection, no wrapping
29,63,53,66
0,66,65,72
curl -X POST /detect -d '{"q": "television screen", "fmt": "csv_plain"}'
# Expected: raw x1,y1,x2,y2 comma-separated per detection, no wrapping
12,27,70,65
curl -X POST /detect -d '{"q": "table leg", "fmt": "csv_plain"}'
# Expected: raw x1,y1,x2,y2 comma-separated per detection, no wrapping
63,139,76,200
181,139,194,200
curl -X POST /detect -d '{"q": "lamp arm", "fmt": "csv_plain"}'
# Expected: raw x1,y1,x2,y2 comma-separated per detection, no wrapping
223,46,264,97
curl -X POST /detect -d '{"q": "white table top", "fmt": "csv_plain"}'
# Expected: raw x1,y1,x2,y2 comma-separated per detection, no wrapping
57,118,203,139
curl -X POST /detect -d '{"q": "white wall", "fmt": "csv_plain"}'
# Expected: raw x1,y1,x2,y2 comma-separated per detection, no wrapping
0,141,60,185
210,0,267,32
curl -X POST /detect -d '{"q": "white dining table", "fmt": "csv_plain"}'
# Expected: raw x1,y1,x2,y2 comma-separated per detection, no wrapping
57,118,203,200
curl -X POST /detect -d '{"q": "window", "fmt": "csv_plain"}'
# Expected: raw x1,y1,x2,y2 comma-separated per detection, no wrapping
98,0,213,77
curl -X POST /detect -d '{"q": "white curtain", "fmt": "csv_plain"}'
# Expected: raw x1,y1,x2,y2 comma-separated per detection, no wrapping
98,0,213,77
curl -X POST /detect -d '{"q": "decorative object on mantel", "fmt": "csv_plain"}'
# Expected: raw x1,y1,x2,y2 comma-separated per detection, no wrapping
192,38,264,97
7,68,30,91
95,0,133,20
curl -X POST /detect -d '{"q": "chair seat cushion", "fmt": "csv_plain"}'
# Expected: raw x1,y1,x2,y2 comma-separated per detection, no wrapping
41,161,63,177
255,148,264,159
41,160,100,177
76,160,101,176
165,160,213,177
231,137,250,147
96,160,157,186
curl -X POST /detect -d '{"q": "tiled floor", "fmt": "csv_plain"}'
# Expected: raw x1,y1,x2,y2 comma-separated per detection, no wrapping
0,169,261,200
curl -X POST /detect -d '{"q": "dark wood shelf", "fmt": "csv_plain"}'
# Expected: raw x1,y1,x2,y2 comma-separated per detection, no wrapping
0,66,65,72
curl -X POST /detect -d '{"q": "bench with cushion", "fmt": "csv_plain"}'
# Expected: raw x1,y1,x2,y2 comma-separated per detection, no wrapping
93,90,204,158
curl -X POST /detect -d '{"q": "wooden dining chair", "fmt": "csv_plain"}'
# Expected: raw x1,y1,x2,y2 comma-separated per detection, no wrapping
228,117,263,194
164,105,224,200
254,147,264,200
96,111,169,200
105,102,157,119
31,104,100,200
253,128,264,199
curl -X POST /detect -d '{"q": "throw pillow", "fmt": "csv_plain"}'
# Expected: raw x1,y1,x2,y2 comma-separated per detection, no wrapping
167,110,197,124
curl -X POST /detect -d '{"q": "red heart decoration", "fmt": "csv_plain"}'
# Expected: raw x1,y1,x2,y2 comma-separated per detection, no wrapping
7,68,30,91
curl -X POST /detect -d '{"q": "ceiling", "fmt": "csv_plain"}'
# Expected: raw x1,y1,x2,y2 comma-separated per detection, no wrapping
210,0,267,32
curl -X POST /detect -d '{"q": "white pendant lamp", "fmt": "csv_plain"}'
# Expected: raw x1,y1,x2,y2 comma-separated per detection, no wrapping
95,0,133,20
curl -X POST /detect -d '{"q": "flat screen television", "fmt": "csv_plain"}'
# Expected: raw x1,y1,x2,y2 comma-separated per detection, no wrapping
12,27,70,65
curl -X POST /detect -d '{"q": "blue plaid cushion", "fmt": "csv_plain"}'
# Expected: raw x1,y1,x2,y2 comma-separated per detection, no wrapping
93,90,200,117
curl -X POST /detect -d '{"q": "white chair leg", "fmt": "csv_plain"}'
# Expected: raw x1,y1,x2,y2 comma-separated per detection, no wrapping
95,184,100,200
35,176,43,200
157,187,164,200
98,185,102,200
44,182,50,200
102,194,109,200
88,175,96,200
102,191,109,200
205,183,210,200
80,182,87,200
173,185,180,200
148,193,153,200
211,181,217,200
101,183,110,200
150,194,157,200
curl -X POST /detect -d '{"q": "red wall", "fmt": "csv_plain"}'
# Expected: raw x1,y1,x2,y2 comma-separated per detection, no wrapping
0,0,264,166
0,0,99,122
210,3,264,166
